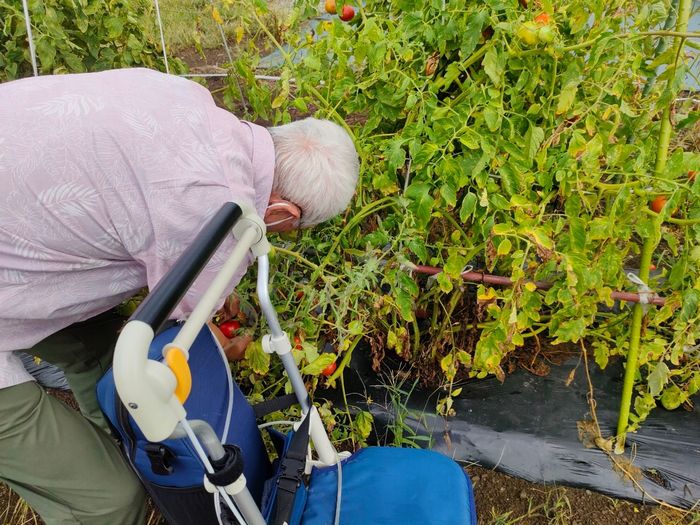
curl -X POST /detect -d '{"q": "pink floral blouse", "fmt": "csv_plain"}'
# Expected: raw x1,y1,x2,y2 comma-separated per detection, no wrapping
0,68,274,388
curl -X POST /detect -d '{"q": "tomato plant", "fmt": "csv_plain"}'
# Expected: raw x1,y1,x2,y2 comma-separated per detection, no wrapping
226,0,700,437
0,0,184,81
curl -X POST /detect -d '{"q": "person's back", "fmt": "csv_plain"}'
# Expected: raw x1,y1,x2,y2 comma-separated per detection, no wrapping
0,68,274,376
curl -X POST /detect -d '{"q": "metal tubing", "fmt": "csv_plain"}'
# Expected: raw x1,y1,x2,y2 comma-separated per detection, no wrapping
257,254,311,412
172,420,266,525
256,255,285,337
280,352,311,413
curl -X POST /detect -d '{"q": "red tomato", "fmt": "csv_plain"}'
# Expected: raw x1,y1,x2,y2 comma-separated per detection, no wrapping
322,361,337,377
339,4,354,21
534,12,550,25
650,196,667,214
293,335,303,350
218,320,241,338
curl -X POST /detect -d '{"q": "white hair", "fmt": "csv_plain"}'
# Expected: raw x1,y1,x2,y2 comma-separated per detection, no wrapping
268,118,359,227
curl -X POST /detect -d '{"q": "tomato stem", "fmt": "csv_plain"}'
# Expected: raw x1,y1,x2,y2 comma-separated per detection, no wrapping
615,0,692,453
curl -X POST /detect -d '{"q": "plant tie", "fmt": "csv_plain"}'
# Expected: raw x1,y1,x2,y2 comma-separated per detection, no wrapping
626,272,655,313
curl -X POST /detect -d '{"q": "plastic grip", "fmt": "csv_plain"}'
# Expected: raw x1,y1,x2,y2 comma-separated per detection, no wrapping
165,347,192,404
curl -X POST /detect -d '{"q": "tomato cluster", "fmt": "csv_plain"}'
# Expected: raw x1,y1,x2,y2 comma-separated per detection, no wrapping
516,12,555,46
325,0,355,22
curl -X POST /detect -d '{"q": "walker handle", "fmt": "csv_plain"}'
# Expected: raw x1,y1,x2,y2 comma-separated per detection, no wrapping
114,201,269,442
131,202,243,332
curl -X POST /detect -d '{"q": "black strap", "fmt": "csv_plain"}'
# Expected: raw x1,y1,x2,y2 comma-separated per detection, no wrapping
252,393,299,419
144,443,175,475
272,413,311,525
206,445,245,487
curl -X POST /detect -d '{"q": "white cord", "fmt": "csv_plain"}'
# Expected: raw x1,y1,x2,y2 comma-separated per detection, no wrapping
333,450,342,525
181,419,248,525
209,327,235,444
153,0,170,74
20,0,38,76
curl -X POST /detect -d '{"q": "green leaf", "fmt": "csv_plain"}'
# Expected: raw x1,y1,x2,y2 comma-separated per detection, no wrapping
436,272,453,293
126,33,143,52
648,362,670,397
104,16,124,38
460,10,487,56
348,320,364,335
554,317,586,342
525,124,545,161
593,341,609,369
398,270,419,297
35,37,56,70
407,238,428,263
405,183,434,228
483,47,505,87
354,411,374,440
395,288,414,321
484,106,501,132
440,182,457,208
497,238,512,256
680,289,699,322
459,192,477,222
301,353,336,375
660,385,684,411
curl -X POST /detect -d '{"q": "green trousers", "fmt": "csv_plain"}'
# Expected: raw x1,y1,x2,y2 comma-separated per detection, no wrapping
0,311,146,524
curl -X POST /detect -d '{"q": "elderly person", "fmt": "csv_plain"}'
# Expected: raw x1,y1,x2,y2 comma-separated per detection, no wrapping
0,68,359,524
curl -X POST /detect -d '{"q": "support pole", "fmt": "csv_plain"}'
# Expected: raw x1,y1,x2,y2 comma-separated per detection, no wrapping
615,0,692,452
21,0,38,76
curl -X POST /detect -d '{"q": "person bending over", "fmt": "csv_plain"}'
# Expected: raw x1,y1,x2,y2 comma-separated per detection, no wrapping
0,68,359,524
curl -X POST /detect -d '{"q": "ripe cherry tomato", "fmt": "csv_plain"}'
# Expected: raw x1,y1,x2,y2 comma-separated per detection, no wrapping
534,12,550,25
293,335,303,350
321,361,337,377
650,196,667,214
218,320,241,338
325,0,337,14
339,4,354,21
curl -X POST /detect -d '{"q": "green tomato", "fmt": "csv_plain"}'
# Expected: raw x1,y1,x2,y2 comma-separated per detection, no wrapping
516,22,540,47
538,25,555,44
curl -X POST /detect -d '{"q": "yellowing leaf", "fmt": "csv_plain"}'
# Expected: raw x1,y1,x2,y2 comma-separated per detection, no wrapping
212,6,223,25
524,282,538,292
477,287,497,301
556,84,577,115
497,238,512,256
235,25,244,43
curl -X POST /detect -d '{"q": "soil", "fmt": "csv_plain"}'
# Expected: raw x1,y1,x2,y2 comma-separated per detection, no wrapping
464,465,671,525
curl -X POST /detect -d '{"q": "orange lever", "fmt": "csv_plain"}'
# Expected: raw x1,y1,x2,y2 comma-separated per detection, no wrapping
165,347,192,404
